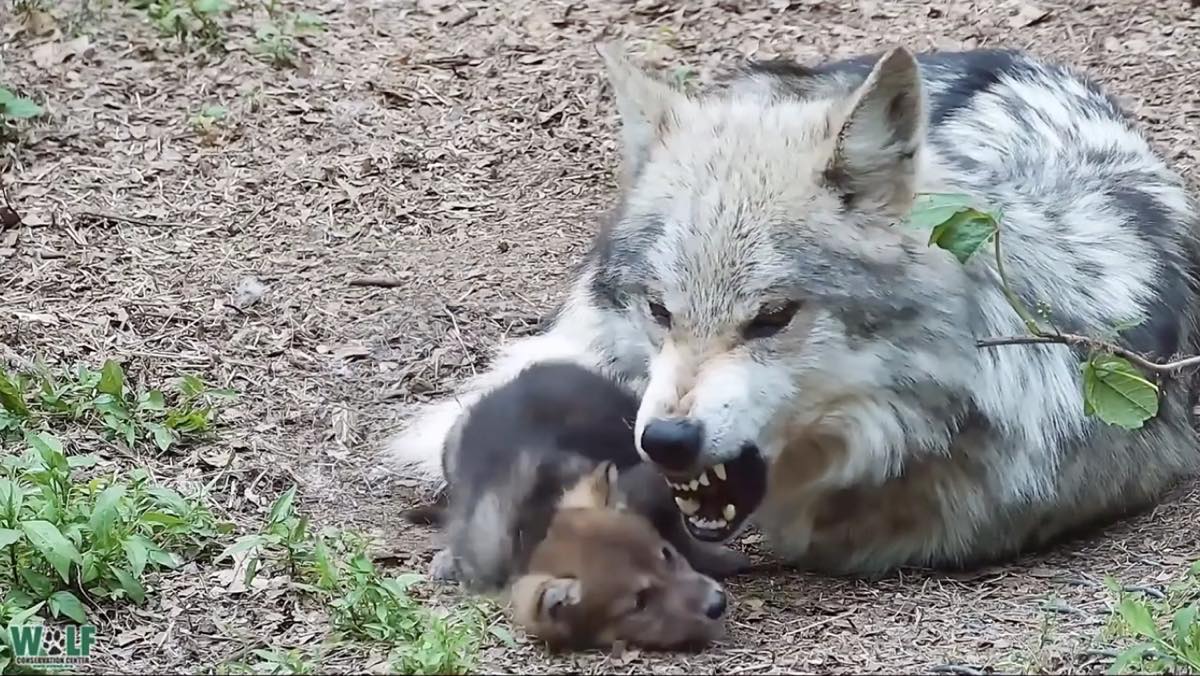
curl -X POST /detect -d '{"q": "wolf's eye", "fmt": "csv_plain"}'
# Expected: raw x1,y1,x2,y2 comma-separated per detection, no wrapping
647,301,672,329
743,301,800,339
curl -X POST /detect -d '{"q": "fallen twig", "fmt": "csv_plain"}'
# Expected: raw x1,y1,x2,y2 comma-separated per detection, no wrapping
348,275,409,288
977,334,1200,376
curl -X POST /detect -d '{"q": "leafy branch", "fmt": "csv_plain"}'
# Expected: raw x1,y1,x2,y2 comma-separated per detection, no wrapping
906,192,1200,431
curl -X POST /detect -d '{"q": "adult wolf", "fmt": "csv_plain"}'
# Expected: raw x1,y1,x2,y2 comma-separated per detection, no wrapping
388,44,1200,575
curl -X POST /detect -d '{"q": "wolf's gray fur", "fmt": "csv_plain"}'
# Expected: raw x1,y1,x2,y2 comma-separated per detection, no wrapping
387,45,1200,575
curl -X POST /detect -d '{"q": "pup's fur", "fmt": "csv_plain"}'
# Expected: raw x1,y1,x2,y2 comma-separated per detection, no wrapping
388,45,1200,575
404,360,749,590
509,464,729,650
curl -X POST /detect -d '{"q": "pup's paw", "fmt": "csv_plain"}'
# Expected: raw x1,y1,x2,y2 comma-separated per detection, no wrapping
428,548,461,583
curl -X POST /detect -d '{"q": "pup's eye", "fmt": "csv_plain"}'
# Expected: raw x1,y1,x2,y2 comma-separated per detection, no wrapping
743,300,801,339
647,301,672,329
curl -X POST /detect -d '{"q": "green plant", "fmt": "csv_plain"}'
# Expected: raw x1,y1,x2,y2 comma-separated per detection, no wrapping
216,486,490,675
0,361,235,452
0,598,44,675
189,104,228,137
906,193,1198,430
253,10,324,67
127,0,230,43
0,431,232,626
0,87,44,145
1104,564,1200,673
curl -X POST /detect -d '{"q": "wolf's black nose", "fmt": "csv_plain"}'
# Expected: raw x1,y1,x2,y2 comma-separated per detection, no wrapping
640,418,703,471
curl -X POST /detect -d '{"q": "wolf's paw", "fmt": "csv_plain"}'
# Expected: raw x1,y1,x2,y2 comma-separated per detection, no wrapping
428,548,461,583
688,544,754,580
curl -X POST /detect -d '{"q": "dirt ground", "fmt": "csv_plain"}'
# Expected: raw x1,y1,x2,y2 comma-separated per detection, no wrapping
3,0,1200,672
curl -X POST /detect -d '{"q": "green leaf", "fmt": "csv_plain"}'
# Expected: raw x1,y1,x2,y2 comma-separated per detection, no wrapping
905,192,978,229
0,372,29,417
926,207,999,265
67,454,99,469
25,430,64,458
48,591,88,624
1081,355,1160,430
147,487,190,516
89,484,126,541
1109,642,1156,674
112,567,146,604
1118,595,1162,640
139,511,184,527
193,0,229,14
97,359,126,398
0,94,44,120
267,485,297,525
216,534,266,562
139,390,166,411
0,528,22,549
123,536,149,577
147,423,176,452
20,520,83,583
1174,605,1198,646
488,625,518,649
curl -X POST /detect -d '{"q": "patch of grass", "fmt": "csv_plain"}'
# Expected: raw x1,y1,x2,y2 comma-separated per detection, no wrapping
0,430,232,666
216,487,494,675
1103,563,1200,674
0,360,235,452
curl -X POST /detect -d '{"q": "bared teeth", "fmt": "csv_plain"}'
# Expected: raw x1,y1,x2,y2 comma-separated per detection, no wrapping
698,472,710,487
722,504,736,521
712,463,727,481
675,496,700,515
688,479,699,491
687,515,729,531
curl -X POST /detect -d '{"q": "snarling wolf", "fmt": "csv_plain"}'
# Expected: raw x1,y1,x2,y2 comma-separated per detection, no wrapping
387,44,1200,575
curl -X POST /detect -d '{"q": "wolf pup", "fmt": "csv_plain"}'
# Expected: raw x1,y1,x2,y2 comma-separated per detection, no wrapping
509,461,729,650
388,44,1200,576
402,360,749,590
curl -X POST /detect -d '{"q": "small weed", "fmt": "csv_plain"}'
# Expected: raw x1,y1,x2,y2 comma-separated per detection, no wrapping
127,0,230,44
216,486,490,675
0,431,231,628
0,360,235,452
189,103,228,138
253,10,324,68
1103,564,1200,674
0,87,44,145
223,647,320,675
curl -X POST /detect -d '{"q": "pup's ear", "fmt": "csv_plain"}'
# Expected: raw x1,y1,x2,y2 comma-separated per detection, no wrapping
560,461,625,510
825,46,925,213
511,574,583,629
595,42,687,187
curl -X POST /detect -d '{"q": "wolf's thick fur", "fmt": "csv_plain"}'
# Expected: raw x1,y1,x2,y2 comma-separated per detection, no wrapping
388,45,1200,575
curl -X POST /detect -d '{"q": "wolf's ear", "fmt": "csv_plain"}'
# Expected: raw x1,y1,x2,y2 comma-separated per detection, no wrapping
596,43,686,186
825,46,925,212
559,461,625,510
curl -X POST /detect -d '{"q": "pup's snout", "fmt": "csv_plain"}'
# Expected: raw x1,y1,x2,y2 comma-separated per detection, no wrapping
640,418,703,471
703,585,727,620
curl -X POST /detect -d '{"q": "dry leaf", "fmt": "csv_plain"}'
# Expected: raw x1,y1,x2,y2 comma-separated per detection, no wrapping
1009,2,1051,28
